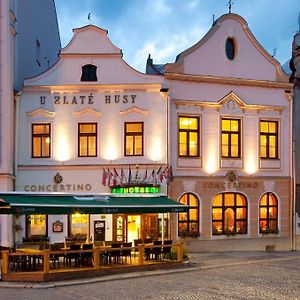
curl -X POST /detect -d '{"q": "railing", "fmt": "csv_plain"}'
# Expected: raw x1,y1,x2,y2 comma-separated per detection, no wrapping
1,241,184,276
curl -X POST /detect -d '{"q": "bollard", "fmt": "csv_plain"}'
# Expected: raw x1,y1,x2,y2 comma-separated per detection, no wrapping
93,248,100,269
177,241,183,262
1,250,9,275
43,249,50,274
138,244,145,265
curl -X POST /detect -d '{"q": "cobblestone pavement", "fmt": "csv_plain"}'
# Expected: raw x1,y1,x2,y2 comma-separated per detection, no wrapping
0,252,299,300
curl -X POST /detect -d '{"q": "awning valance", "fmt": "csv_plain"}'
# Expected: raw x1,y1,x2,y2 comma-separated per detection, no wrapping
0,192,188,214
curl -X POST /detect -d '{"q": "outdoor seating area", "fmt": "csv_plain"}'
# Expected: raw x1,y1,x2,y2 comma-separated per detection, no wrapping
0,240,184,282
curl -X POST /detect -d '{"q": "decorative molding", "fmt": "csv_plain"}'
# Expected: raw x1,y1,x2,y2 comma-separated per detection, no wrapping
27,108,55,118
182,180,196,192
219,92,243,114
73,107,102,118
119,106,149,116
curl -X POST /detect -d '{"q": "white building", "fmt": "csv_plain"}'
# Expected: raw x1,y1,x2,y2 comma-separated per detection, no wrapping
148,13,293,250
0,0,60,247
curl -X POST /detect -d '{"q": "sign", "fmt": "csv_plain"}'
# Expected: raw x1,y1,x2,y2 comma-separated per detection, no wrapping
94,220,105,242
52,220,63,233
111,186,160,194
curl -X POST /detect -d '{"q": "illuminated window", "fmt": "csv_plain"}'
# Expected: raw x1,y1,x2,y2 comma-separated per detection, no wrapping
178,193,199,237
125,122,143,156
259,192,278,234
78,123,97,157
26,215,47,237
221,118,241,158
69,213,88,236
178,116,200,157
81,64,97,81
260,120,278,159
32,123,51,158
212,193,247,235
225,38,235,60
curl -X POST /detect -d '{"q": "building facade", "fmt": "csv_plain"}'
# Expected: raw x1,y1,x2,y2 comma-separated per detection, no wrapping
12,25,172,246
156,14,293,251
0,0,60,246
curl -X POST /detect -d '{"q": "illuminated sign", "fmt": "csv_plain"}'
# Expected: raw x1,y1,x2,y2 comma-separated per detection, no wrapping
111,186,160,194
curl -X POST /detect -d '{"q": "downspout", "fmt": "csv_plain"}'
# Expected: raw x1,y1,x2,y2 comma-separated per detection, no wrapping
290,90,296,251
14,92,21,178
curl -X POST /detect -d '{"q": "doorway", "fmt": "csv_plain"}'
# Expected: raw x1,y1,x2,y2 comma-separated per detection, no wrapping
127,215,141,243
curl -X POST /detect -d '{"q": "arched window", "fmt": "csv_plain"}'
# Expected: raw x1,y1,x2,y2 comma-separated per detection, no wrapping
81,64,98,81
178,193,199,238
212,193,247,235
225,38,235,60
259,192,278,234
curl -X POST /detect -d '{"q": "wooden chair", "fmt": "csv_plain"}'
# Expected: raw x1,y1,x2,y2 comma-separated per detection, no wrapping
162,240,172,260
81,244,93,266
67,244,81,267
121,242,132,264
151,240,162,261
50,243,60,268
134,239,142,258
110,242,122,264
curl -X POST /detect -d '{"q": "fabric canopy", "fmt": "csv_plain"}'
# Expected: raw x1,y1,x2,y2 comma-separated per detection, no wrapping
0,192,188,214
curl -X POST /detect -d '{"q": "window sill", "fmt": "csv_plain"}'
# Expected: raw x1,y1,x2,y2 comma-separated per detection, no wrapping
259,159,280,169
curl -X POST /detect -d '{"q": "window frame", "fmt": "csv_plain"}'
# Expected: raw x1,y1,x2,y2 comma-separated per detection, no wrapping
259,120,279,159
31,123,51,158
80,64,98,82
25,214,48,239
259,192,278,234
221,118,241,158
178,115,200,158
124,122,144,156
225,37,236,61
178,193,200,237
78,122,98,157
212,193,248,235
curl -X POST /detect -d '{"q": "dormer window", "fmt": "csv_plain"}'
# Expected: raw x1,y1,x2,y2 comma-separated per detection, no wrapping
81,64,98,81
225,38,235,60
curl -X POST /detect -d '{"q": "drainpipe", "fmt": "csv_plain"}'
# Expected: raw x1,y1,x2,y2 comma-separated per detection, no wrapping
14,92,21,177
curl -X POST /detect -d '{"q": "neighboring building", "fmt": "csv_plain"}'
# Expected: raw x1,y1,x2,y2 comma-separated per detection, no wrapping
148,13,293,250
0,0,60,246
290,32,300,244
9,25,177,246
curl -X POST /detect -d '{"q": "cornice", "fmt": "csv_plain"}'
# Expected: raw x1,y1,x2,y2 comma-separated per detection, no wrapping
165,72,292,89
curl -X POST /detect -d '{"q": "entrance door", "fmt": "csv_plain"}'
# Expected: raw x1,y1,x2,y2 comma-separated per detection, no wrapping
127,215,141,243
94,220,105,242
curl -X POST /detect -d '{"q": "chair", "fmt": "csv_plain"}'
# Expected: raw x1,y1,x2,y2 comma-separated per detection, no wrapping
143,238,153,260
110,242,122,264
121,242,132,264
9,248,30,272
67,244,81,267
134,239,142,258
151,240,162,261
162,240,172,260
81,244,93,266
50,243,61,268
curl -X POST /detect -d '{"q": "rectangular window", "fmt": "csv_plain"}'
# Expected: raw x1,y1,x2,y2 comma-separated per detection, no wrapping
125,122,143,156
26,215,47,237
32,123,50,158
260,120,278,159
221,118,241,158
69,214,88,236
78,123,97,157
178,116,200,157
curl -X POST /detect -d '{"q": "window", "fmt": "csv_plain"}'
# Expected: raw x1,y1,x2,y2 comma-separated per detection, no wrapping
81,64,97,81
36,39,41,66
78,123,97,157
221,118,241,158
32,123,51,158
125,122,143,156
212,193,247,235
260,120,278,159
225,38,235,60
26,215,47,238
69,213,88,237
178,193,199,237
259,192,278,234
178,116,200,157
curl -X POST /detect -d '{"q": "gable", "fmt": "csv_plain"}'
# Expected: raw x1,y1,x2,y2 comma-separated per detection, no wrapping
165,14,288,83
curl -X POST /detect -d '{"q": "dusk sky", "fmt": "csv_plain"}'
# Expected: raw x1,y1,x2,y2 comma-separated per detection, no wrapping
54,0,299,73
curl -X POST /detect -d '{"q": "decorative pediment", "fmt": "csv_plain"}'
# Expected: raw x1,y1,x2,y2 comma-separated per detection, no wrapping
27,108,55,118
218,92,244,114
73,107,102,118
119,106,149,116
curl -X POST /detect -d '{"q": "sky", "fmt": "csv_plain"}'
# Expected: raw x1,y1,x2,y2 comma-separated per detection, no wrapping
54,0,299,73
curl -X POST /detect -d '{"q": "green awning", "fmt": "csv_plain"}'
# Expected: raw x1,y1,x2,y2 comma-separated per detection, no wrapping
0,193,188,214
